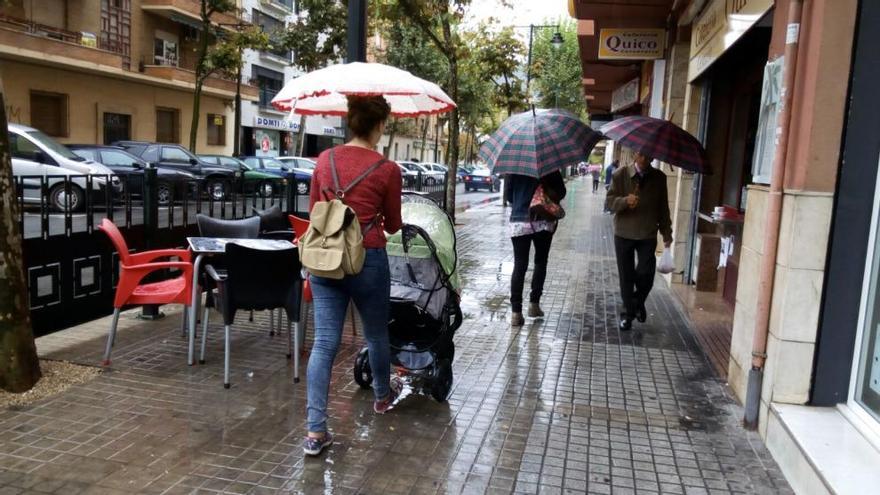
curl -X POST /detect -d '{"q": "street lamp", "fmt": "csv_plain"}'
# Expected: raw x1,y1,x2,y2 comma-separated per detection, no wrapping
515,24,564,105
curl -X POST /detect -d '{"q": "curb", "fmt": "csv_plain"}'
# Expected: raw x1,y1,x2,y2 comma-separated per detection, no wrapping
456,195,502,214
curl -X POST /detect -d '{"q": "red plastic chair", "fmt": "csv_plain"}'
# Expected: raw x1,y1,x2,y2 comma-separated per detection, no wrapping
98,219,193,366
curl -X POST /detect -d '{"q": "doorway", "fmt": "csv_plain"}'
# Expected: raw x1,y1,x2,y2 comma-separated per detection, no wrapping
103,112,131,144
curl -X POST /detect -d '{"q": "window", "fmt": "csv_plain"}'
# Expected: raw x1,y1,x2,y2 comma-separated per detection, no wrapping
243,157,261,168
161,146,193,163
103,113,131,144
252,10,288,59
220,157,242,168
30,91,68,137
253,65,284,108
10,134,42,161
100,150,139,168
156,107,179,143
752,58,783,184
71,149,97,162
153,32,178,66
141,145,159,162
207,114,226,146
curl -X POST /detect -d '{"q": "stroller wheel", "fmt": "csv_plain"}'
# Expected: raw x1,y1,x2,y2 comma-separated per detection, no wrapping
431,358,453,403
354,348,373,389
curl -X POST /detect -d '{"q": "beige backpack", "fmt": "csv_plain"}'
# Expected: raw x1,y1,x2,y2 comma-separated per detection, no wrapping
299,149,387,279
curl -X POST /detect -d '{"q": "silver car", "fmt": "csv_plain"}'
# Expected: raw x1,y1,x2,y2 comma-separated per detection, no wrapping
9,124,121,212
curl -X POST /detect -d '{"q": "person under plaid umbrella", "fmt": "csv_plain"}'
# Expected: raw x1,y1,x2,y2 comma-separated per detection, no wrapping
599,116,710,174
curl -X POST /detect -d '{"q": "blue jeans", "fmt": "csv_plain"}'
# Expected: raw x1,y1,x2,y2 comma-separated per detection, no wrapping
306,249,391,433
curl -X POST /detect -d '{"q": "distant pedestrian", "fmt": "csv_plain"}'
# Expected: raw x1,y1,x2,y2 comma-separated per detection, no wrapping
504,171,566,326
606,151,672,331
590,165,601,192
603,160,619,213
578,161,588,176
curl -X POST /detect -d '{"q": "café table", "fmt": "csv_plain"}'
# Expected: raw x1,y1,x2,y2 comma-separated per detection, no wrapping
186,237,296,366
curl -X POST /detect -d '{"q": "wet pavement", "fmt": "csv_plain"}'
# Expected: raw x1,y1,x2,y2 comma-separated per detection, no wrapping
0,178,792,494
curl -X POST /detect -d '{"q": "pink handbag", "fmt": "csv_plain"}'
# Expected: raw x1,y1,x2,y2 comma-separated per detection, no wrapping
529,185,566,221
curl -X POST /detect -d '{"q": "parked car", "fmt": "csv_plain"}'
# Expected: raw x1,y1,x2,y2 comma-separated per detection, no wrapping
399,160,445,185
69,145,197,206
199,155,285,198
8,124,122,212
457,164,474,182
463,167,500,192
113,141,237,201
276,156,317,175
239,156,312,195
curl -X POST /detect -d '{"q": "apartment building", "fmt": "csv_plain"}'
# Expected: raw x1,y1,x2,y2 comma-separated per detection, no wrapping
0,0,261,153
239,0,344,158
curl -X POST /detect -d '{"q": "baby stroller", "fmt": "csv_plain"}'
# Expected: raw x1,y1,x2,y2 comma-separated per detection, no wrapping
353,193,462,402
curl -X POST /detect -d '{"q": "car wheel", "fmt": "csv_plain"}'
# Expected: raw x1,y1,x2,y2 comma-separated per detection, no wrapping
296,180,309,195
157,181,173,206
49,183,84,213
207,180,227,201
259,181,275,198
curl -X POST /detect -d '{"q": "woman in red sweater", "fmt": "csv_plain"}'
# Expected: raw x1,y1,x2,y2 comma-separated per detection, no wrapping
303,95,403,456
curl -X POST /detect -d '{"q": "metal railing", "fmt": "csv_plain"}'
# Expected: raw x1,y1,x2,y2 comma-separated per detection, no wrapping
259,88,279,108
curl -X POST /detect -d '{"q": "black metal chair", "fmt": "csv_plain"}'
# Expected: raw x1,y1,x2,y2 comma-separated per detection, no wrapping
204,243,302,388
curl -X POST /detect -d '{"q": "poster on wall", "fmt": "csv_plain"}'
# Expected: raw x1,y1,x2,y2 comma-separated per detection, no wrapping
255,129,280,157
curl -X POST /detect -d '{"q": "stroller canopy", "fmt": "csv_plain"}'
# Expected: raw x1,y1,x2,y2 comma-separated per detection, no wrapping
386,194,459,291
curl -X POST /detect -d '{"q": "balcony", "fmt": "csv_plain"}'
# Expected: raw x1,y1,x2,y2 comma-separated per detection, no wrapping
259,0,293,14
143,64,259,100
141,0,245,30
258,88,282,110
0,14,126,69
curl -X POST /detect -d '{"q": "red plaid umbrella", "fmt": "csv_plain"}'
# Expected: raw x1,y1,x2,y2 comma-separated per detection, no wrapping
600,116,710,174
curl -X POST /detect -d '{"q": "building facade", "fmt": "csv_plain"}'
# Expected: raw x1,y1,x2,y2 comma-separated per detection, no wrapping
0,0,264,153
571,0,879,491
238,0,344,159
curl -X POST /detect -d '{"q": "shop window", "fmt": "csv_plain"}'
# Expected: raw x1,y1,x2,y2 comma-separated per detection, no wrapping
156,107,179,143
103,112,131,144
30,91,68,137
751,57,784,185
207,114,226,146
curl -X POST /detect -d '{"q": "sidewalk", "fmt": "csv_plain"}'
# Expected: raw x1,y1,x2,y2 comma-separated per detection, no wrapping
0,178,792,495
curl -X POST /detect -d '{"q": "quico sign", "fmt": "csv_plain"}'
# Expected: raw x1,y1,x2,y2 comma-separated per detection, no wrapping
598,29,665,60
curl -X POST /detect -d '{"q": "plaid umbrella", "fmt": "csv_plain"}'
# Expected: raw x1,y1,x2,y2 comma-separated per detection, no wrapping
479,109,603,178
600,116,710,174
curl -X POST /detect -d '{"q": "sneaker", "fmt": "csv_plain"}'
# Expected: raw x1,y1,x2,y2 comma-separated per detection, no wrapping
374,381,402,414
303,432,333,456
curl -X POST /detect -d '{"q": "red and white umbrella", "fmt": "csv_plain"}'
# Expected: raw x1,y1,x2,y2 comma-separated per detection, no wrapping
271,62,455,117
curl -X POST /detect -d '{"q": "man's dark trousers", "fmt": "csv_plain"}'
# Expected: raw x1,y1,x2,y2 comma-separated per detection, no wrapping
614,236,657,318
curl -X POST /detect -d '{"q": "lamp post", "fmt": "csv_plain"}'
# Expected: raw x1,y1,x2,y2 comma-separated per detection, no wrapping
516,24,564,102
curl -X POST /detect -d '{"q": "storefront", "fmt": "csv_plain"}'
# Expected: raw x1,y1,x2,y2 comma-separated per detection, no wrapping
242,116,299,157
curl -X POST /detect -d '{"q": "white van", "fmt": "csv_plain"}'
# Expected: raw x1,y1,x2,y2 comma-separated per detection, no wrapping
8,124,121,212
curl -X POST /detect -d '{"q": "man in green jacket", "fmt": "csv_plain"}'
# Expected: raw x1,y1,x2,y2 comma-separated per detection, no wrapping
606,151,673,331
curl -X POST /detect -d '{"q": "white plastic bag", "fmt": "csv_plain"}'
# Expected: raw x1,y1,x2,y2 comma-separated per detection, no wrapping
657,248,674,274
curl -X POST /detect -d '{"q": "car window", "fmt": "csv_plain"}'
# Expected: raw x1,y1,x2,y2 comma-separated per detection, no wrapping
244,157,261,168
199,156,218,165
101,150,139,168
24,130,84,161
296,159,316,170
262,158,285,170
220,157,242,168
161,146,194,163
9,134,42,161
141,145,159,162
71,149,97,161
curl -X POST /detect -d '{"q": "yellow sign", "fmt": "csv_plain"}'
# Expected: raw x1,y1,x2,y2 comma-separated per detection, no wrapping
688,0,774,81
598,29,665,60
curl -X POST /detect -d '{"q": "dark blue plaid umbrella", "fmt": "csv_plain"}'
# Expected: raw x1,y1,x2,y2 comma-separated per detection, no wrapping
478,109,603,178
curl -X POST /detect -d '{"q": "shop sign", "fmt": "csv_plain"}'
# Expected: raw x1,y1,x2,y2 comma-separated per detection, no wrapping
254,116,300,132
598,29,665,60
611,78,640,113
688,0,774,82
322,126,343,137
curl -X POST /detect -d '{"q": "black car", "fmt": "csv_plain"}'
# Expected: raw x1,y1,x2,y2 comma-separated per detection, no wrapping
463,168,500,192
68,145,197,206
113,141,237,201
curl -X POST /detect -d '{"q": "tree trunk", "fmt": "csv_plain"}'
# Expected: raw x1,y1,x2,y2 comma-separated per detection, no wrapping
385,122,397,159
296,114,307,156
419,117,429,162
189,12,212,152
0,76,41,393
444,21,460,218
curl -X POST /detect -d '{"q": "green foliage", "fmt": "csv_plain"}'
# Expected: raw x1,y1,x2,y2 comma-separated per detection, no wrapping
206,26,271,80
530,19,587,119
465,23,526,116
283,0,347,71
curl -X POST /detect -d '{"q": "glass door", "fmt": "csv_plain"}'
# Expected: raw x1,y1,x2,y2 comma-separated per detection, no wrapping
851,155,880,424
